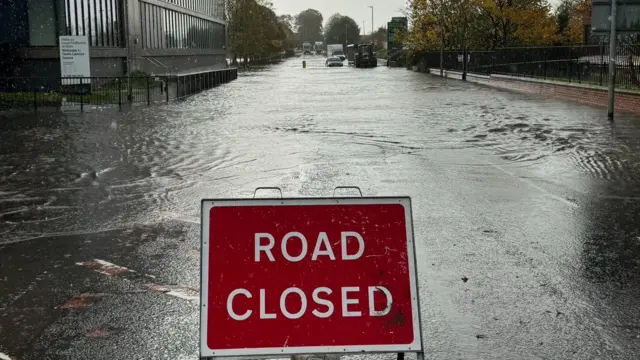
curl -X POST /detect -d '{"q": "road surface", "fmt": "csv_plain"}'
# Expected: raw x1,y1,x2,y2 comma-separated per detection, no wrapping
1,56,640,359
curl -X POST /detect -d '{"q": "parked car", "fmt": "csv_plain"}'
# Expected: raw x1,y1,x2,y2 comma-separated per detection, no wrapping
326,57,344,67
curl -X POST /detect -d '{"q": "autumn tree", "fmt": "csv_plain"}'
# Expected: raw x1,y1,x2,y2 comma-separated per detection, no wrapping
404,0,561,51
555,0,590,44
404,0,482,50
403,0,440,50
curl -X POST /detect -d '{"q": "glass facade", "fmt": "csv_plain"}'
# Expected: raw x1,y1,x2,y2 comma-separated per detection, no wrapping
2,0,225,50
140,2,226,50
27,0,65,46
163,0,225,20
63,0,122,47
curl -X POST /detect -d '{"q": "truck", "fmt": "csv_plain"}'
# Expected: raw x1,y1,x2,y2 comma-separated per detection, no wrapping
314,41,324,55
347,43,377,68
326,44,345,60
302,42,313,55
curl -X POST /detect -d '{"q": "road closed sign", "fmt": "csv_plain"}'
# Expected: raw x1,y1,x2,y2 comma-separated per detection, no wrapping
200,197,423,357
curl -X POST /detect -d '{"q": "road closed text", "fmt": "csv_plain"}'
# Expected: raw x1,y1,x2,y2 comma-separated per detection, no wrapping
225,231,393,320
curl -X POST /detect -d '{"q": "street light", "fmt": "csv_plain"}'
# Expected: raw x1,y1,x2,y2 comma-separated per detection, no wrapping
367,6,374,44
345,24,348,48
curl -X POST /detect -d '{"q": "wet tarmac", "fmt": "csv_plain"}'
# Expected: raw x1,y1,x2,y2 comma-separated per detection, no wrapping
1,56,640,359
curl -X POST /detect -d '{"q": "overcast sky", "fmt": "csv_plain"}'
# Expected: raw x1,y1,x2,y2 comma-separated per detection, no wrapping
270,0,406,35
270,0,563,36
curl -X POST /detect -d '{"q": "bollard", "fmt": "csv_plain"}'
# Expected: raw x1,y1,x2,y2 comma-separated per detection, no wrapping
303,61,306,69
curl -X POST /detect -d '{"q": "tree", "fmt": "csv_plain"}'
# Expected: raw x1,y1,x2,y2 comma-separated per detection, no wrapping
476,0,557,48
324,14,361,47
404,0,440,50
226,0,289,65
278,14,295,31
555,0,590,44
372,27,387,47
404,0,560,51
296,9,324,42
277,15,298,50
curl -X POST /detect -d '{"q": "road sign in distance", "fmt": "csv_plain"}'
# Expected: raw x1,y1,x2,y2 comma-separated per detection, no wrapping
200,197,422,358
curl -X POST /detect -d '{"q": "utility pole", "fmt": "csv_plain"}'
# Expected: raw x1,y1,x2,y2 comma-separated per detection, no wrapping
363,21,366,37
607,0,617,121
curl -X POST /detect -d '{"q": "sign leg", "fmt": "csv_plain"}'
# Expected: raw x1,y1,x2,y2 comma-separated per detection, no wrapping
397,352,405,360
416,352,425,360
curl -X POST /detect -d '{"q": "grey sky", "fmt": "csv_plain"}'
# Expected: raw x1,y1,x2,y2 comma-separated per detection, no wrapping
270,0,406,35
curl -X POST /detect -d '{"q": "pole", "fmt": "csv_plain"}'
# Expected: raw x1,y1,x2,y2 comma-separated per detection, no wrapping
146,76,150,105
346,24,348,47
118,78,122,108
80,77,84,112
369,6,374,43
439,10,444,76
462,47,467,81
607,0,617,120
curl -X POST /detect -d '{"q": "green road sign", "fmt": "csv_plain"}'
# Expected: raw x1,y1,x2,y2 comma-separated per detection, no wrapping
387,17,407,50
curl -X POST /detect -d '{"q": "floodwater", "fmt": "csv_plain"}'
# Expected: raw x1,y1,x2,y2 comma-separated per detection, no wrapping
1,56,640,359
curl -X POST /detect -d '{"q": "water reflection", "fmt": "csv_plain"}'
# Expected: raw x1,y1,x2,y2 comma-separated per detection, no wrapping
2,59,640,357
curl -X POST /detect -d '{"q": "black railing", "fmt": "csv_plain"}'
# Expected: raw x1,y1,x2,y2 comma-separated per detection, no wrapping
415,45,640,90
0,68,239,111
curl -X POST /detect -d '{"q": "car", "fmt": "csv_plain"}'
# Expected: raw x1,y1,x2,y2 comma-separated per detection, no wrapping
331,51,346,61
326,57,344,67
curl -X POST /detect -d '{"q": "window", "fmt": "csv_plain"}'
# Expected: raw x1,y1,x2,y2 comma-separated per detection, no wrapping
141,3,226,50
63,0,122,46
157,0,221,18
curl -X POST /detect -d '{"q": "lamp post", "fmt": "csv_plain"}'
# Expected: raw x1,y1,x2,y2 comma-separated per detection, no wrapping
345,23,348,48
367,6,374,45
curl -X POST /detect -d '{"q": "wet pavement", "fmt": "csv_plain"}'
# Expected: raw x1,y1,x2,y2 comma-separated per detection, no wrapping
2,56,640,359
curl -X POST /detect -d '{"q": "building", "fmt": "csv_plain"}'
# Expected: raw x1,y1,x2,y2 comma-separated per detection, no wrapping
0,0,227,77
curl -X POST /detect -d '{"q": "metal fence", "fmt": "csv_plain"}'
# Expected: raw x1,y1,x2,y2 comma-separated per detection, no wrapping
415,45,640,89
0,68,238,111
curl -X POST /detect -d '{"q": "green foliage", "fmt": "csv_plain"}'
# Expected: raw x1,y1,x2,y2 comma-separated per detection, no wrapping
296,9,324,42
226,0,297,60
376,49,388,59
324,14,361,46
556,0,573,35
372,27,387,46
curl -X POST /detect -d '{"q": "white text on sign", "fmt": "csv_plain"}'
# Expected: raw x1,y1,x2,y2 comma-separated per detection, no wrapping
254,231,365,262
226,231,392,321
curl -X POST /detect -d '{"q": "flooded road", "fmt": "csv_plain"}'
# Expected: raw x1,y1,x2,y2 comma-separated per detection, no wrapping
2,56,640,359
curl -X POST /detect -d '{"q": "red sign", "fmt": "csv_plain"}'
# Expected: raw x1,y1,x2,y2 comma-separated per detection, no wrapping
200,198,422,357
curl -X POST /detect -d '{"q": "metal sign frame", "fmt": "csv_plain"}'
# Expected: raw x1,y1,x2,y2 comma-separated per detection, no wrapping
199,191,424,359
